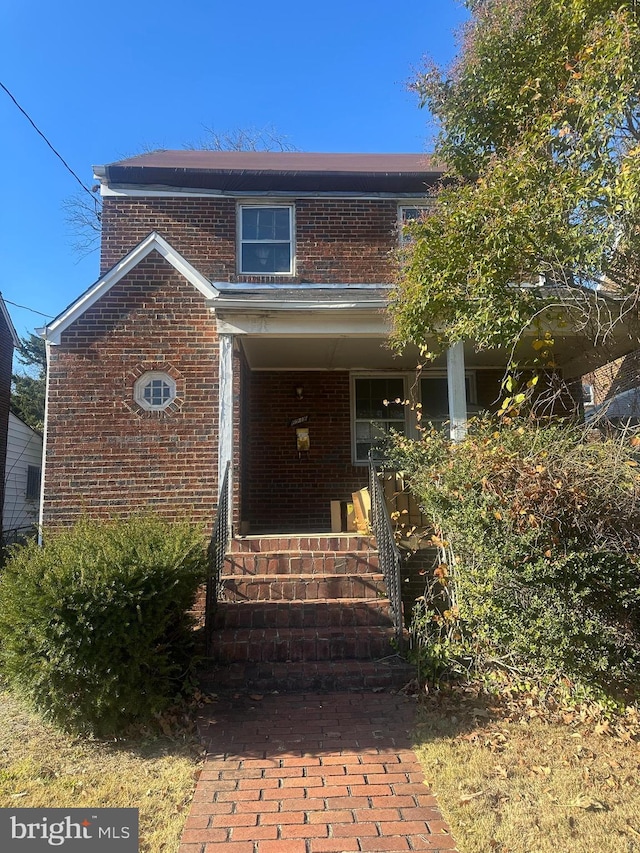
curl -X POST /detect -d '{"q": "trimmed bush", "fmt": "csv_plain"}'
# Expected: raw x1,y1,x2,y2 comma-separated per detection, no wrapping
0,516,207,735
389,419,640,700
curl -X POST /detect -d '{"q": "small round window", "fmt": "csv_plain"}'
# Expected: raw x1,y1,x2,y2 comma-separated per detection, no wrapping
134,371,177,411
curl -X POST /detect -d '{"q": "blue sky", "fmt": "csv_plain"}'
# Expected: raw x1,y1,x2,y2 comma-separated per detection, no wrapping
0,0,467,344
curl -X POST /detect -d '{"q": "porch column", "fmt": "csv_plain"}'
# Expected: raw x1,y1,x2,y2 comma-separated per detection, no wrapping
447,340,468,442
218,333,234,500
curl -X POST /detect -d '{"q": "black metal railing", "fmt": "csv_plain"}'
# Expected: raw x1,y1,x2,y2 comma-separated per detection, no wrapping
205,460,231,657
369,458,404,650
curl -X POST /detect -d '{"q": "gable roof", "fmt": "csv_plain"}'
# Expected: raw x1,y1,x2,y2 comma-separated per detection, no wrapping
95,151,443,195
42,232,218,345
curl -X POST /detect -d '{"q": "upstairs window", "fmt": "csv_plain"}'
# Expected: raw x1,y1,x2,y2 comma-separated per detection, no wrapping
239,205,293,274
398,205,432,246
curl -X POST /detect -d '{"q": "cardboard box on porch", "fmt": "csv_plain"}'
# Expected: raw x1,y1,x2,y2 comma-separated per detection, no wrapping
330,500,358,533
351,488,371,534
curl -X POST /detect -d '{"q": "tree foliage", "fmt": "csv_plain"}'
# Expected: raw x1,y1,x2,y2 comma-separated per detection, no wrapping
391,0,640,357
388,419,640,700
11,332,46,433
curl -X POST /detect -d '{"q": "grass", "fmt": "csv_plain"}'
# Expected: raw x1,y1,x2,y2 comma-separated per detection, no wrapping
0,689,202,852
413,687,640,853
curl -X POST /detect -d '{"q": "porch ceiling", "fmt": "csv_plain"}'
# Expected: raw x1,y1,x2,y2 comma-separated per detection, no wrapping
236,335,514,371
216,303,639,376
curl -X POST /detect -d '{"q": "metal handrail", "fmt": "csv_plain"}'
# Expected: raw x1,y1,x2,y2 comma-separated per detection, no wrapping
369,458,404,650
205,460,231,657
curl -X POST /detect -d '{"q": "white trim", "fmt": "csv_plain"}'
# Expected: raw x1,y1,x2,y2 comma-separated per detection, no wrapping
98,184,434,202
214,281,388,291
218,334,234,501
214,310,392,337
133,371,177,411
447,342,468,442
44,233,219,345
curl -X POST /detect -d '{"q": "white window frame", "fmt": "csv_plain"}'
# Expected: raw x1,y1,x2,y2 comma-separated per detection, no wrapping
134,371,177,412
350,370,478,465
582,382,595,407
398,203,434,246
238,203,295,276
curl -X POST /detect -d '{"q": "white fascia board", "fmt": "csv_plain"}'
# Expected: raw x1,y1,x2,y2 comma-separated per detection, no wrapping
209,298,387,311
99,184,432,202
44,232,218,344
214,310,391,337
213,282,389,291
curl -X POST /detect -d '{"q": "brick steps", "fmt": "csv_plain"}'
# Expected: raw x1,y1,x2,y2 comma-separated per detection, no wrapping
228,534,376,553
220,573,386,601
201,534,414,692
209,625,399,663
198,658,415,692
223,550,380,575
213,598,395,629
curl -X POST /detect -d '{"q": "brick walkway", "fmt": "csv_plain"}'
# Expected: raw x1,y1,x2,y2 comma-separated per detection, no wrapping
178,691,458,853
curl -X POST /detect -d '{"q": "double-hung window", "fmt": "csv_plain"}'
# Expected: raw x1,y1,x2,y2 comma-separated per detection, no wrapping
352,372,478,463
353,376,406,462
239,205,293,274
398,204,432,247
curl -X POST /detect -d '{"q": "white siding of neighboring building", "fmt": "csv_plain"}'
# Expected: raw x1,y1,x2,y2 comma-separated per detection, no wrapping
4,412,43,535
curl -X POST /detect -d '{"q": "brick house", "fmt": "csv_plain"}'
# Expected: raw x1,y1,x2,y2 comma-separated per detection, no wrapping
37,151,638,688
40,150,637,533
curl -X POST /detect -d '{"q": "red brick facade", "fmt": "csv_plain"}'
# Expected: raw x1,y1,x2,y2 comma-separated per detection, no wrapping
44,251,219,527
100,197,398,283
44,172,510,533
243,371,368,532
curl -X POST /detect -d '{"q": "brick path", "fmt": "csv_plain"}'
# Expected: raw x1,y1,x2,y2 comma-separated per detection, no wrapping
178,691,458,853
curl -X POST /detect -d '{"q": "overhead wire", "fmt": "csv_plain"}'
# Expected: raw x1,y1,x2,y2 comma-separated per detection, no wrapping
2,298,54,320
0,80,96,200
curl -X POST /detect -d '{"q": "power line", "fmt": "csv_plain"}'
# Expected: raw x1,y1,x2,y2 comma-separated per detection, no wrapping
0,80,96,199
3,298,54,319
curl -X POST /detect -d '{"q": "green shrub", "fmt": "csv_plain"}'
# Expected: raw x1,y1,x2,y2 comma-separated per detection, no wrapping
389,418,640,700
0,516,207,735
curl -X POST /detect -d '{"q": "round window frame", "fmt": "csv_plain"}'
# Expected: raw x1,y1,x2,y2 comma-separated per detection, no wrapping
133,371,177,412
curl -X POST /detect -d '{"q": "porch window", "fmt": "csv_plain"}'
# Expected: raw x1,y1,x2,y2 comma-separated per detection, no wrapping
239,205,293,274
353,377,406,462
420,375,472,431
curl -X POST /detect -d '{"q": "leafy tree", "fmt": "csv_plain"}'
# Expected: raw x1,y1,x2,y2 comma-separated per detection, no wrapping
11,333,46,433
391,0,640,359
